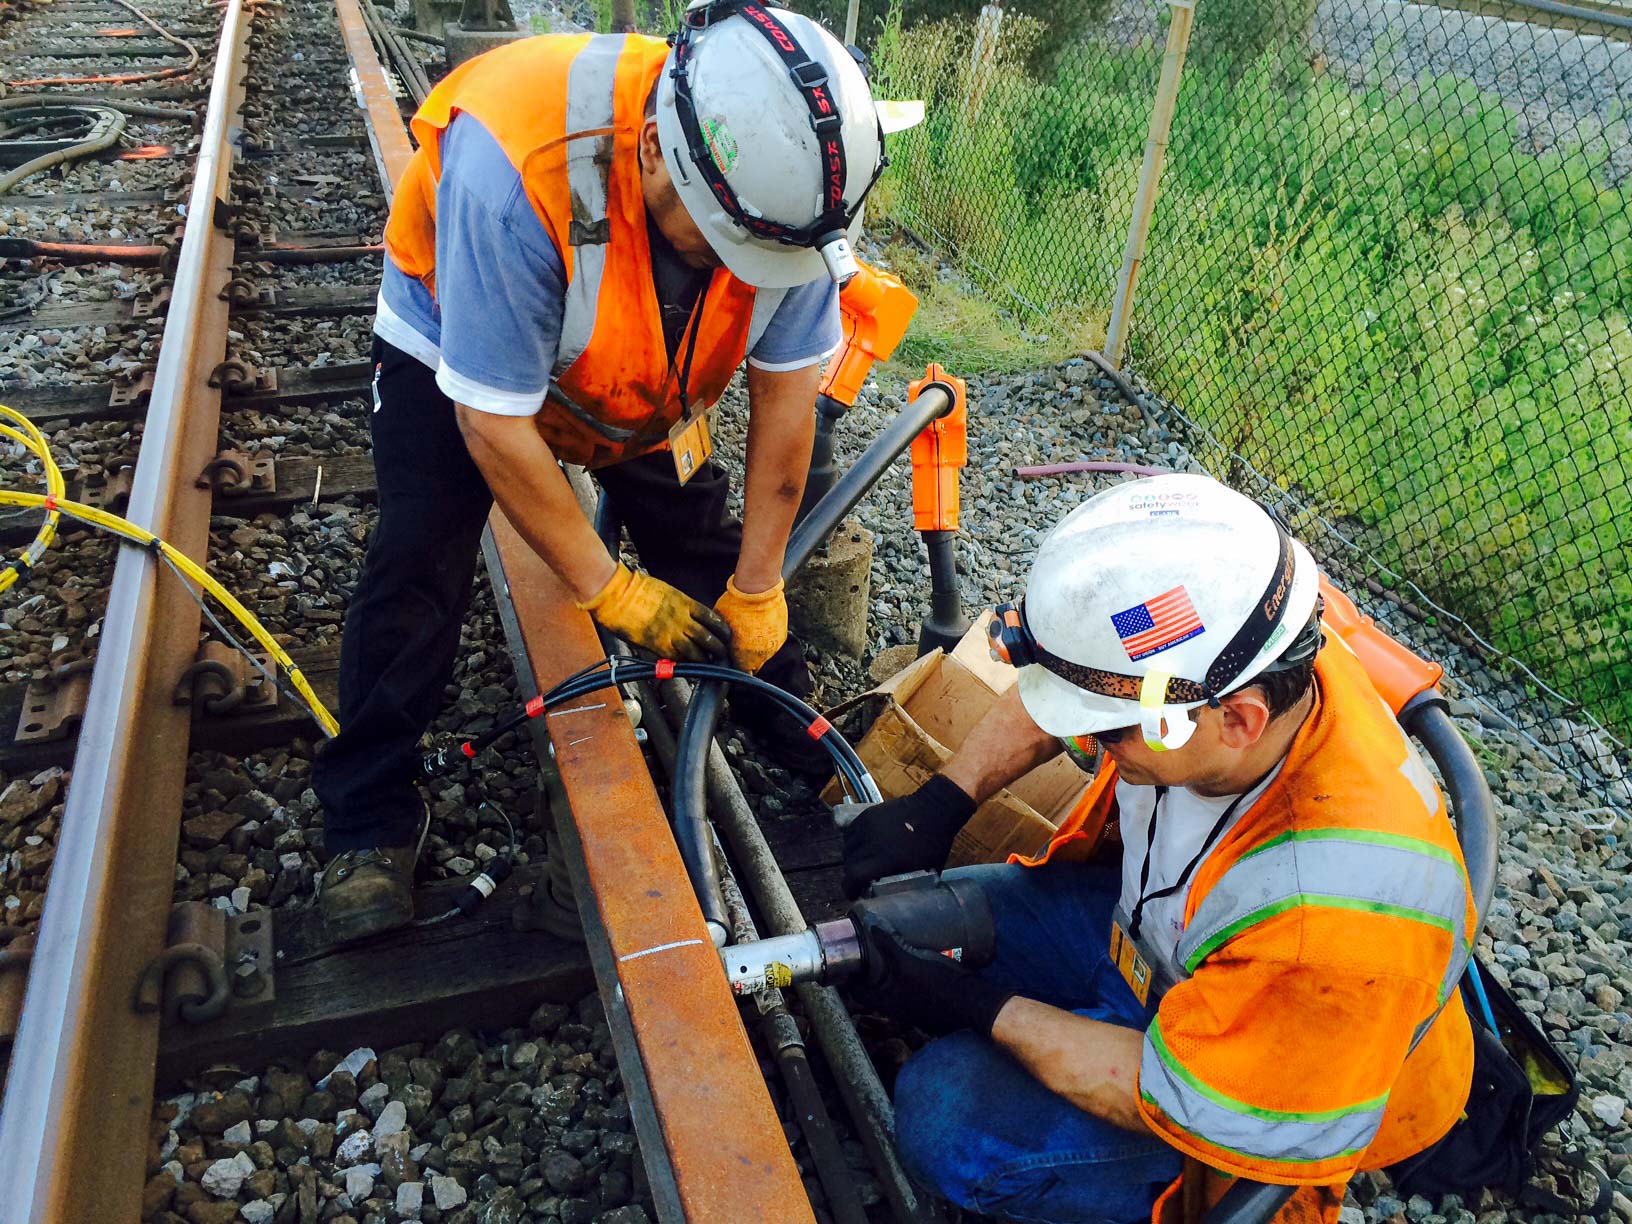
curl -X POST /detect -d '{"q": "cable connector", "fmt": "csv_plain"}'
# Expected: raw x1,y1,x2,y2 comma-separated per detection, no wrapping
451,854,514,917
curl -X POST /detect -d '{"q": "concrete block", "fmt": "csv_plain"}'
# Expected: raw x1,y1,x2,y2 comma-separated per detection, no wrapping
444,19,528,69
788,517,872,659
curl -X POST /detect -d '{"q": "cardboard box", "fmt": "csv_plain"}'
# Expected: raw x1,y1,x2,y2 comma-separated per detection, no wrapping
822,616,1091,866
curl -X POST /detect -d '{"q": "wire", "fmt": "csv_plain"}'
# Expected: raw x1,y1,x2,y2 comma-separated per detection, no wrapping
427,657,881,804
6,0,200,88
0,103,126,195
0,403,338,737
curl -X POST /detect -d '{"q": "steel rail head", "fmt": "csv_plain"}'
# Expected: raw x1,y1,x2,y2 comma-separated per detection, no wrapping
480,513,815,1224
0,3,255,1220
334,0,416,198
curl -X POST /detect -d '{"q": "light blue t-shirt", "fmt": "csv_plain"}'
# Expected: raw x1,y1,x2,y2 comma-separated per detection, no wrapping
375,114,841,417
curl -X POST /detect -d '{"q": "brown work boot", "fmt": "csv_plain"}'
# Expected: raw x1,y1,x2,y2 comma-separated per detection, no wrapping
317,803,429,944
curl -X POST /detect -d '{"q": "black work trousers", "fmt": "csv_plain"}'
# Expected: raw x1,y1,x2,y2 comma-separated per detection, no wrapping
312,337,805,853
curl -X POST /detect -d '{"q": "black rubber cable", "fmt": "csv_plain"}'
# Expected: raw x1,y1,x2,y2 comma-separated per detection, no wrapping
425,658,880,802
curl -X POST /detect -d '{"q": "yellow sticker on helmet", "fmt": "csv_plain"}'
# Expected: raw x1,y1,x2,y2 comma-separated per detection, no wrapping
1139,671,1172,752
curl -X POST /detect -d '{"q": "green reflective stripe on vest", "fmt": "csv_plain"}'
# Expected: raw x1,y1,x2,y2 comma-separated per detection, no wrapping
1237,826,1462,871
1183,895,1453,974
1178,836,1469,976
1140,1019,1388,1163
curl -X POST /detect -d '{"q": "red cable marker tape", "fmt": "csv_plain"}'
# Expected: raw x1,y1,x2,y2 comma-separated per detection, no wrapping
655,659,676,680
43,495,57,512
805,715,832,741
525,695,545,718
460,741,476,758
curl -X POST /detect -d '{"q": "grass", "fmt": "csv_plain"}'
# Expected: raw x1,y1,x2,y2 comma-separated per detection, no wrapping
869,8,1632,737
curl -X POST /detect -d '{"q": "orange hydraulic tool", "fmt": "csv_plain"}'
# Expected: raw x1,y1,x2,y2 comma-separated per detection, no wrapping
907,364,972,654
799,262,921,517
909,363,968,531
819,262,920,406
1318,575,1444,715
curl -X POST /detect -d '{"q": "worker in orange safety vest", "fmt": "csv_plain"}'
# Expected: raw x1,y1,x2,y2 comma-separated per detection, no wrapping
845,475,1476,1223
313,3,895,944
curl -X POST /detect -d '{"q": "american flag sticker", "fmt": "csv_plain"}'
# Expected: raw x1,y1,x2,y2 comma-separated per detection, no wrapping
1111,586,1205,661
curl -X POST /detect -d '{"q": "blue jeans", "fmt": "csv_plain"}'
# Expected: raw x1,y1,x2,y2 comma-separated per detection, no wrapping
892,862,1183,1223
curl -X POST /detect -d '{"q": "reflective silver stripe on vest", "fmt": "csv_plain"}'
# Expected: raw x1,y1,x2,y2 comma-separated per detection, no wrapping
1176,832,1470,977
554,33,625,377
745,285,789,358
1140,1018,1387,1165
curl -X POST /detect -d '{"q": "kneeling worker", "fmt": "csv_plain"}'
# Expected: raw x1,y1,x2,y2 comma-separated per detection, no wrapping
314,6,889,941
846,474,1475,1222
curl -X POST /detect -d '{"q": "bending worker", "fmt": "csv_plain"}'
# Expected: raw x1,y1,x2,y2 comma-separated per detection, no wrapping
846,474,1475,1222
314,4,888,942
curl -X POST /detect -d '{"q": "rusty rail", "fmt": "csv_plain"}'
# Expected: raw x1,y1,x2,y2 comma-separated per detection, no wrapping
0,3,256,1220
338,12,812,1218
334,0,416,196
484,518,814,1222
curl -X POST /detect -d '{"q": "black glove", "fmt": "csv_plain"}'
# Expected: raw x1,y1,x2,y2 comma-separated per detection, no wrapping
841,773,977,899
851,910,1014,1037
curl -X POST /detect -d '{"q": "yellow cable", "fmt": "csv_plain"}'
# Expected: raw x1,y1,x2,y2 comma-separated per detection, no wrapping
0,405,338,736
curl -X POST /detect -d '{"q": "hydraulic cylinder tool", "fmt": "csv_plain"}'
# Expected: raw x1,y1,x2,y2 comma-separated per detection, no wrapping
908,363,970,654
722,870,995,997
798,261,920,517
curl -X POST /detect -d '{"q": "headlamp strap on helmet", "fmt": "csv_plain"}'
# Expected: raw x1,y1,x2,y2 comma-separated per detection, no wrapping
669,2,887,250
1199,511,1295,703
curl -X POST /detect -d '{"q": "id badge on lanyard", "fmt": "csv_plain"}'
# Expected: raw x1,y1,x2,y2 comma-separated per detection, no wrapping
666,278,713,485
667,405,713,486
1109,915,1153,1007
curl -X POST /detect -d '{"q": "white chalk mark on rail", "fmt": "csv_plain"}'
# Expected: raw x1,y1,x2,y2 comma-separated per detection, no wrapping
620,939,705,963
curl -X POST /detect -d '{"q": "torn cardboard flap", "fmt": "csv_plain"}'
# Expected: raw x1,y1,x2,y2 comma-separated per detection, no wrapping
822,633,1092,866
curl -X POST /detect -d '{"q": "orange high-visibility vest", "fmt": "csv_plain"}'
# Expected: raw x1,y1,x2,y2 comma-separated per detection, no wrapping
385,33,791,469
1015,634,1476,1224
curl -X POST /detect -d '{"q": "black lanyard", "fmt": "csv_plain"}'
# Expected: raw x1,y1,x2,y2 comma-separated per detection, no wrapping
1128,785,1250,941
673,276,709,418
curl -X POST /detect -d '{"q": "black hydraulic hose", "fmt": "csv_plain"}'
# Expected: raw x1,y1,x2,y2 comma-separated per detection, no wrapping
1403,695,1499,931
674,692,730,938
0,95,195,122
0,105,125,195
635,684,870,1224
785,383,955,576
917,528,969,655
671,382,957,941
421,652,880,944
422,658,877,801
795,392,849,522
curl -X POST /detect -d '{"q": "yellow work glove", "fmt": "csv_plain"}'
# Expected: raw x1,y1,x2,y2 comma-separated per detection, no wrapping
713,575,788,674
577,563,731,662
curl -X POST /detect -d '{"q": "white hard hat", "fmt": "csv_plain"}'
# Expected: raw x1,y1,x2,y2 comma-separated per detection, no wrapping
656,2,885,288
1007,475,1322,750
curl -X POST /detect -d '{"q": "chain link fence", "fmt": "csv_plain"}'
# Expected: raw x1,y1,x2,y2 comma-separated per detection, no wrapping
863,0,1632,793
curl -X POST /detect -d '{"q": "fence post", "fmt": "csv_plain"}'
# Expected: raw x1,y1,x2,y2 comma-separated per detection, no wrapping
1104,0,1196,368
844,0,860,45
962,3,1003,123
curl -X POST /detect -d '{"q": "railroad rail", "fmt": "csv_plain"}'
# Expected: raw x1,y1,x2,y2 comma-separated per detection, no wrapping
0,4,255,1218
0,3,946,1222
0,0,513,1217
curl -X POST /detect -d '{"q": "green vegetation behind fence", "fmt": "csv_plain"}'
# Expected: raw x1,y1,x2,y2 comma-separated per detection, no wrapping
870,0,1632,746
